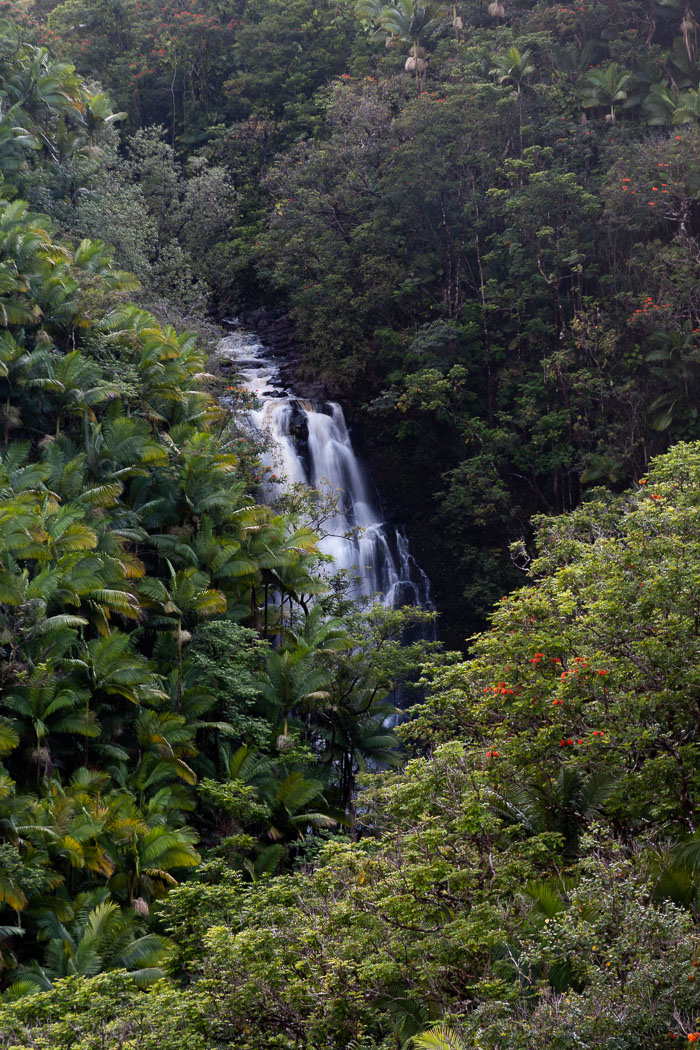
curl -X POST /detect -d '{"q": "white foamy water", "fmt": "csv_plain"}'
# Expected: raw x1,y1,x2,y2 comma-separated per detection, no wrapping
218,326,431,608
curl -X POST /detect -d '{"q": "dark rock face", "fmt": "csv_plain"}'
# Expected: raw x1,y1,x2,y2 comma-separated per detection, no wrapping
237,309,328,400
287,400,310,442
287,400,311,478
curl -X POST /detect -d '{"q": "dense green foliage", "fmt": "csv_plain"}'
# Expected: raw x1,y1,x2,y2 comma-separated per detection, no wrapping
3,443,700,1047
0,7,434,1016
18,0,700,635
0,1,699,1047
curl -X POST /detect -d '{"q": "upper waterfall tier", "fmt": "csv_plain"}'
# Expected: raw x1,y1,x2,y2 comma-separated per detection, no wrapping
218,327,431,609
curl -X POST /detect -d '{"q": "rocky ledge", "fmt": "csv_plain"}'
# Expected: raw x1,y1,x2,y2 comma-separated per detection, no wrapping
236,308,330,401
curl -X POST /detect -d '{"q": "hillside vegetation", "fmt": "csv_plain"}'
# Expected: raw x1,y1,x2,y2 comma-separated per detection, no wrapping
17,0,700,634
0,1,698,1047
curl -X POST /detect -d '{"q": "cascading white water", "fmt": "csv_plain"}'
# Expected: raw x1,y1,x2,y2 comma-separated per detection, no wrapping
218,326,432,608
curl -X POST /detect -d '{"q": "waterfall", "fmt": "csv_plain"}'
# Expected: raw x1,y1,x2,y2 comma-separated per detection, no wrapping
218,326,432,609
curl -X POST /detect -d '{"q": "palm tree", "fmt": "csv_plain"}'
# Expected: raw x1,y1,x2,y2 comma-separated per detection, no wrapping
259,607,347,741
25,348,120,438
148,515,256,618
647,849,697,909
4,673,100,788
7,889,170,996
223,743,276,789
579,451,626,487
131,708,198,798
490,46,535,151
138,562,226,709
0,441,50,501
643,78,700,128
0,718,19,758
16,495,145,635
650,834,700,909
491,45,534,95
38,504,98,563
83,631,167,708
384,0,447,87
18,778,115,879
214,746,341,857
81,91,126,146
107,820,200,903
263,770,340,841
0,332,50,441
488,765,616,856
0,775,40,868
41,439,89,504
318,691,401,815
554,40,601,81
0,849,30,913
143,429,243,531
413,1024,470,1049
0,102,40,175
99,305,212,425
157,665,233,784
357,0,448,88
0,200,56,328
645,323,700,430
579,62,636,123
671,86,700,123
79,414,167,507
260,646,332,744
262,523,328,630
229,507,325,630
4,46,84,123
643,82,682,126
44,541,144,635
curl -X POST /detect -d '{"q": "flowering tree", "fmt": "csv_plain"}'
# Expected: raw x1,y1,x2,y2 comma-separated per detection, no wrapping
407,440,700,837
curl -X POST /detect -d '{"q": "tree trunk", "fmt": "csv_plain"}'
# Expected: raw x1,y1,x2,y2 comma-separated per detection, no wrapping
177,617,183,712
